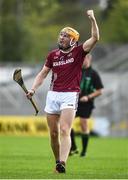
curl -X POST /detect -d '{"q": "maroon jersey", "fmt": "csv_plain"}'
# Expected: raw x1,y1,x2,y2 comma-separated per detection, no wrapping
45,44,88,92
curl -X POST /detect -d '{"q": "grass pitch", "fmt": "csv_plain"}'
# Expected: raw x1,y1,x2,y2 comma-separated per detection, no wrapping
0,135,128,179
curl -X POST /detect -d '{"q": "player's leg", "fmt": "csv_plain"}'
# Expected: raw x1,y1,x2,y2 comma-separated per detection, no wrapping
47,113,60,161
69,106,80,155
47,113,66,173
45,91,68,173
60,108,76,162
47,114,65,173
80,117,90,157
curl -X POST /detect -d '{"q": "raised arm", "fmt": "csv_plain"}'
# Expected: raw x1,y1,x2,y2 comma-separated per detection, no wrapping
83,10,99,52
26,65,50,99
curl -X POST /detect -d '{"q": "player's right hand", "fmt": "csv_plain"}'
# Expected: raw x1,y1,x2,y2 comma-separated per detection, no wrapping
80,96,88,102
26,89,35,99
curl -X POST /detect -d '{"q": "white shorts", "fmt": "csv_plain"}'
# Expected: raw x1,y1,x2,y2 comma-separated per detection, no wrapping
44,91,79,114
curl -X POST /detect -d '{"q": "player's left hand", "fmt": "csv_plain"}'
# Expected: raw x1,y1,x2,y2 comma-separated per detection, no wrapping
87,10,95,20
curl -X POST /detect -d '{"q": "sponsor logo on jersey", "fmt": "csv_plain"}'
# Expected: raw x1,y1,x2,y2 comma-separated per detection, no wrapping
53,58,74,67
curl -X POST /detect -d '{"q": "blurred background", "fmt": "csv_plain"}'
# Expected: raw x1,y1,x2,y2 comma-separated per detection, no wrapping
0,0,128,137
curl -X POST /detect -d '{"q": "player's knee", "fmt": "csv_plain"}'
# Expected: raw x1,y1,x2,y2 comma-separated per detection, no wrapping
60,126,70,136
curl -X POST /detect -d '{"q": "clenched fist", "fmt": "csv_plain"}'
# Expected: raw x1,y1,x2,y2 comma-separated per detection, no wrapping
86,10,95,20
26,89,35,99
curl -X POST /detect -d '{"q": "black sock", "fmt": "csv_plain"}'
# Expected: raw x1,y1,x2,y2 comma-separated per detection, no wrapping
56,160,60,164
70,128,77,150
81,133,89,154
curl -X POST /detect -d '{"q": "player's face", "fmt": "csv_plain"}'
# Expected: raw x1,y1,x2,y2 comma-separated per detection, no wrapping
58,32,71,50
